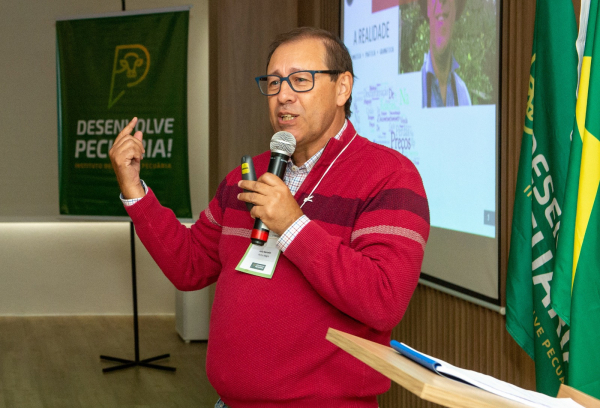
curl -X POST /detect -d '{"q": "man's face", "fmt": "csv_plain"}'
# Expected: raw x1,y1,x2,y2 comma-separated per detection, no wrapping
266,38,342,154
428,0,457,57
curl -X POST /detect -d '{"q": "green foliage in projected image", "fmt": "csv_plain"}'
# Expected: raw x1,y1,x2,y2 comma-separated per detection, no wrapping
399,0,498,105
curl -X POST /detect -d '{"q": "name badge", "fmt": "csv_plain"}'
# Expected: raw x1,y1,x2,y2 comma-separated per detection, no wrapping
235,233,281,279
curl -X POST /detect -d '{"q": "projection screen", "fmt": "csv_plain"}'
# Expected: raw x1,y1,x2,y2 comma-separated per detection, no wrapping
342,0,502,309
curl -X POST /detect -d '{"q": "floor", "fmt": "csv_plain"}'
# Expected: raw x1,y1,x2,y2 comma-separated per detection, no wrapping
0,315,219,408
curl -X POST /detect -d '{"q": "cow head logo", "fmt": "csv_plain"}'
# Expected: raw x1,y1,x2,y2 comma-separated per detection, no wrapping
108,44,150,109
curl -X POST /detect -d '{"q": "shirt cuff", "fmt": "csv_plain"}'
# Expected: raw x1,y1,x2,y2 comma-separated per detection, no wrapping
276,215,310,252
120,180,148,207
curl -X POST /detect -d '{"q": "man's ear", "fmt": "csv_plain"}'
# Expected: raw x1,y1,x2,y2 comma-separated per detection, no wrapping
336,72,353,108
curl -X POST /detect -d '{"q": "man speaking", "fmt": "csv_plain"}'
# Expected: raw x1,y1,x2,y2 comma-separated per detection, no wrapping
110,27,430,408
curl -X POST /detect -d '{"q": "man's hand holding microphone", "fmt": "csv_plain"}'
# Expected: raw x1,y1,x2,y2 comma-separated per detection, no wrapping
238,131,304,240
238,173,304,237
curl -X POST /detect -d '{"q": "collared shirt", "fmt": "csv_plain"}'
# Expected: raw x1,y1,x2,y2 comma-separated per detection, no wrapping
421,50,471,108
276,120,346,251
122,120,348,252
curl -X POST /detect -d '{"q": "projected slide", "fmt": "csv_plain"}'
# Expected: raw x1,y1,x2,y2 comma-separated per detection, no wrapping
343,0,498,238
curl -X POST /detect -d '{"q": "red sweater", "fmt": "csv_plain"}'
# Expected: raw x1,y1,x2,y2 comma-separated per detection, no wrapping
126,121,430,407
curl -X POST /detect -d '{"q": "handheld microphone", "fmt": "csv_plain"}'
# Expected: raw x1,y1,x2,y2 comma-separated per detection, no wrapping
241,155,257,211
250,131,296,246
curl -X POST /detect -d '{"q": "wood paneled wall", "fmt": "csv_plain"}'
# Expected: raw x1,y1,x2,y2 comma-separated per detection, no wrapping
298,0,341,34
208,1,581,406
209,0,299,196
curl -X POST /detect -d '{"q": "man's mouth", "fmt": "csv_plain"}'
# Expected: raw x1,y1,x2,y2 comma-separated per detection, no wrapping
280,114,297,121
435,12,449,22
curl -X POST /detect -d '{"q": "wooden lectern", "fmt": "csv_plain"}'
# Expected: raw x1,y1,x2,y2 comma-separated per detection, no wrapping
326,328,535,408
558,385,600,408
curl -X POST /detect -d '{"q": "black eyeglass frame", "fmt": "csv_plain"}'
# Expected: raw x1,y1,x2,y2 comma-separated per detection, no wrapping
255,70,343,96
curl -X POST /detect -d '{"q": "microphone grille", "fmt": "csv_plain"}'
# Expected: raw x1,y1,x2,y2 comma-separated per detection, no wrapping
270,131,296,156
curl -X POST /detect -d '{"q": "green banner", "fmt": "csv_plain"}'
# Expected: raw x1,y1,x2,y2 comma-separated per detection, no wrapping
553,0,600,398
505,0,577,397
57,9,191,218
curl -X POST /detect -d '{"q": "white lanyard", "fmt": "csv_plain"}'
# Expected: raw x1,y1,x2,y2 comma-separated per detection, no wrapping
300,132,358,208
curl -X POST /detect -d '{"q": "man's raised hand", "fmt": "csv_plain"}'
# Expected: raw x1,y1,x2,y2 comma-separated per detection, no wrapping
109,117,146,199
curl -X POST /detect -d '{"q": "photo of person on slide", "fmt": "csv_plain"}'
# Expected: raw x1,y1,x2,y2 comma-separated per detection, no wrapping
420,0,471,108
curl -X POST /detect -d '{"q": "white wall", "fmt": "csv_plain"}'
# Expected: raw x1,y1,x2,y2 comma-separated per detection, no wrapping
0,0,209,315
0,223,172,315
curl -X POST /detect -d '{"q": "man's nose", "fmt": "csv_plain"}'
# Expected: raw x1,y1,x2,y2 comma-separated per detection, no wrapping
277,79,296,102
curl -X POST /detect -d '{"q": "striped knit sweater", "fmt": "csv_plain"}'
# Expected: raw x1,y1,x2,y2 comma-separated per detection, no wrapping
126,120,430,408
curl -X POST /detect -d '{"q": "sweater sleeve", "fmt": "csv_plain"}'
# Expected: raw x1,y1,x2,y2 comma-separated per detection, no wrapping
125,184,224,291
283,166,430,332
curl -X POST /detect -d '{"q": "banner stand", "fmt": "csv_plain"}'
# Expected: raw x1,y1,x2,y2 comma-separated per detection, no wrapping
56,3,191,373
100,222,176,373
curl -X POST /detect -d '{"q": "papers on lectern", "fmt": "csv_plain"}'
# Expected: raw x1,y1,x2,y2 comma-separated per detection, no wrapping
391,341,583,408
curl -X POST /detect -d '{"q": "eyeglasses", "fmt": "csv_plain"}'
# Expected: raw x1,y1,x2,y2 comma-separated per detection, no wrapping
255,70,342,96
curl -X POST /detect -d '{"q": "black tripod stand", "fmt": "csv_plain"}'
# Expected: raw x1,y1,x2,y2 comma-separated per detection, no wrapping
100,222,176,373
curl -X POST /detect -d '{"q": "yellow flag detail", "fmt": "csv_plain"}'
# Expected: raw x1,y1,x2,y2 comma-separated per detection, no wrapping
572,57,600,289
575,57,592,140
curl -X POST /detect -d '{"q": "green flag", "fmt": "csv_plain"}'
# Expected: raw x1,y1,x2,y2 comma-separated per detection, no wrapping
56,9,192,218
505,0,577,396
553,0,600,398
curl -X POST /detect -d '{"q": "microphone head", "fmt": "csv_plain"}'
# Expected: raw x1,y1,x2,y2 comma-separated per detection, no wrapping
270,131,296,156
